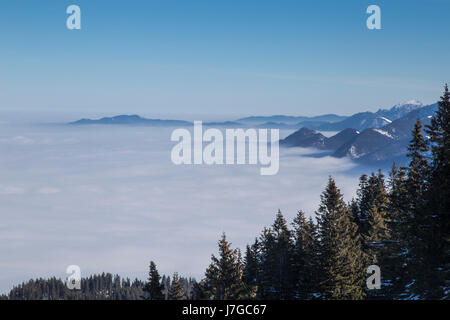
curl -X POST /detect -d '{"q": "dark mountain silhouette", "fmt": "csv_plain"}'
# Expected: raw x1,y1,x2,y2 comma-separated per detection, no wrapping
332,104,437,163
71,115,192,127
324,128,360,150
71,115,243,127
280,127,326,148
280,127,359,150
281,103,438,164
332,128,395,160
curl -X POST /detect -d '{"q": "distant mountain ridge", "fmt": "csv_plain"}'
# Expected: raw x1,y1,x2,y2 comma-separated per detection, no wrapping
280,127,327,148
280,127,360,150
71,115,192,126
69,100,437,164
70,100,425,132
331,103,437,163
281,103,438,164
286,100,424,132
238,100,426,131
70,115,246,127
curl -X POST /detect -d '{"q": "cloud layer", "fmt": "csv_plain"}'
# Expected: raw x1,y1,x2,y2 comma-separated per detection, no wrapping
0,124,369,293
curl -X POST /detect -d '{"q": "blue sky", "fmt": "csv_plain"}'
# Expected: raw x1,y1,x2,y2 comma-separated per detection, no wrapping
0,0,449,117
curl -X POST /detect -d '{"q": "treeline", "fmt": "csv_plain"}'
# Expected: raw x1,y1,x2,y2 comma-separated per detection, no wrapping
5,273,145,300
3,86,449,300
3,272,197,300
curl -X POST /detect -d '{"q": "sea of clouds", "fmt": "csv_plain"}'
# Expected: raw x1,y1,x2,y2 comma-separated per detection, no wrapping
0,120,374,293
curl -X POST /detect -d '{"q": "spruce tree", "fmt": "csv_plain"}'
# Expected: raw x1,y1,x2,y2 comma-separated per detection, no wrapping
143,261,165,300
401,118,430,298
354,174,369,234
203,233,249,300
354,171,389,240
365,203,392,299
366,204,390,263
257,227,275,299
257,211,295,299
242,240,260,299
168,273,187,300
418,84,450,299
271,211,295,299
316,177,367,300
385,163,410,299
407,118,429,193
191,280,208,300
292,211,320,299
349,198,360,226
363,171,391,299
331,205,367,300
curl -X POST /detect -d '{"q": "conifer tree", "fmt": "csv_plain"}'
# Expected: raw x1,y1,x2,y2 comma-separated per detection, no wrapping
257,227,275,299
168,273,187,300
366,204,390,263
364,171,390,244
331,207,367,300
316,177,367,300
349,198,360,226
407,119,429,193
191,280,208,300
385,163,410,298
242,240,260,298
316,177,342,298
354,174,369,233
272,211,295,299
257,211,295,299
143,261,165,300
417,84,450,299
355,170,391,298
292,211,319,299
365,203,392,299
401,118,431,298
354,172,389,239
203,233,249,300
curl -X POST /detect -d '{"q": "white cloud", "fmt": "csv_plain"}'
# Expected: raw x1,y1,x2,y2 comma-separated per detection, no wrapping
0,185,25,195
36,187,61,194
0,123,379,293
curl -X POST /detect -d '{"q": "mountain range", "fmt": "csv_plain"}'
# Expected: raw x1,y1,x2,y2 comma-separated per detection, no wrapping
69,100,437,164
71,115,193,126
280,102,437,164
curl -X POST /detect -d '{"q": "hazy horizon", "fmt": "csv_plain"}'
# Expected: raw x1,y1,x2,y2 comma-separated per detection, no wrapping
0,95,438,127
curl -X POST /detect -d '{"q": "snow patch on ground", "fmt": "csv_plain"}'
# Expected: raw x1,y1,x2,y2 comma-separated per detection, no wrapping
373,128,394,139
349,146,366,159
378,116,392,124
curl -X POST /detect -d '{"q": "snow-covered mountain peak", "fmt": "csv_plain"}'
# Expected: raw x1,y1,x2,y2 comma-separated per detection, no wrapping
375,100,424,121
392,99,423,109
